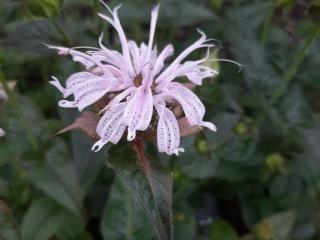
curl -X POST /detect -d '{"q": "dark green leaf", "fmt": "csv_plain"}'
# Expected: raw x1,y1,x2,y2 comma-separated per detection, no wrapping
25,0,63,19
107,142,172,240
21,197,86,240
210,219,239,240
101,177,155,240
23,139,84,215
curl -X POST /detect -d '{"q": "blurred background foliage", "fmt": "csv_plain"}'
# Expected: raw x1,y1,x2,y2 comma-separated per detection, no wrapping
0,0,320,239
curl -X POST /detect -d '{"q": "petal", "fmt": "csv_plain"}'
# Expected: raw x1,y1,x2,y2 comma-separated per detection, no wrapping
47,45,112,77
98,5,135,76
92,102,127,152
123,88,153,141
65,72,94,94
161,84,216,131
155,30,208,85
59,82,111,111
98,87,135,114
184,65,216,85
156,105,184,155
146,4,160,62
152,44,174,77
49,76,66,95
128,41,142,73
170,84,205,121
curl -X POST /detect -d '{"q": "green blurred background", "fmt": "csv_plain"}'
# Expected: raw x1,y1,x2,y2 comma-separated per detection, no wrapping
0,0,320,239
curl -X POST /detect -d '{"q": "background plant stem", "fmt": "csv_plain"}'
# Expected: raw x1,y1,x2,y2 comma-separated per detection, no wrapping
260,2,275,43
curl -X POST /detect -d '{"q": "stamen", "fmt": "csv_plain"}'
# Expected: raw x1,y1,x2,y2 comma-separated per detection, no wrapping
133,73,143,87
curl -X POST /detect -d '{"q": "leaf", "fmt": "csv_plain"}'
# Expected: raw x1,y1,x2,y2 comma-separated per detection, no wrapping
100,177,155,240
3,95,47,155
24,0,63,19
21,197,86,240
3,19,57,55
109,0,216,26
173,201,196,240
253,211,296,240
210,219,239,240
57,110,105,193
223,3,279,96
276,85,314,129
107,141,173,240
175,137,218,179
0,200,20,240
22,139,84,215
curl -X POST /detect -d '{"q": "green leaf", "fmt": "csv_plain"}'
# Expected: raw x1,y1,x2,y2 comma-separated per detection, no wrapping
223,3,279,95
109,0,216,26
175,137,217,179
253,211,296,240
107,142,173,240
21,197,86,240
3,95,47,155
0,200,20,240
276,85,314,129
101,177,155,240
71,131,105,193
23,139,84,215
210,219,239,240
173,201,196,240
25,0,63,19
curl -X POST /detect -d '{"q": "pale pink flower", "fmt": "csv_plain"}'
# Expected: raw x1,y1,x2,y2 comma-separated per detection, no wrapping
0,128,4,137
0,81,15,138
48,4,219,155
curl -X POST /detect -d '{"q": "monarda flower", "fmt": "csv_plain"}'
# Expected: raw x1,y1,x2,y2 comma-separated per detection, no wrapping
48,4,218,155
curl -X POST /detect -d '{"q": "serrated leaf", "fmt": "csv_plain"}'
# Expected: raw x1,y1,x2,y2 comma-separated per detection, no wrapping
107,142,172,240
101,177,155,240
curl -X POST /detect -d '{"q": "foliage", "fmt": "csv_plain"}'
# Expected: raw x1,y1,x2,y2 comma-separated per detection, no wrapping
0,0,320,239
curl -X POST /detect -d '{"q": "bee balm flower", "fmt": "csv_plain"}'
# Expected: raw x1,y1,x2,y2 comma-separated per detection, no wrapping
49,4,218,155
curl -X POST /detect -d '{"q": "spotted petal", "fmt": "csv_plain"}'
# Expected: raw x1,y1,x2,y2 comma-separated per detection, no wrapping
92,102,127,152
165,83,216,131
123,87,153,141
156,105,184,155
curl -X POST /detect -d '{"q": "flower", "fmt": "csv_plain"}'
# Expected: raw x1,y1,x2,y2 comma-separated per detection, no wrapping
48,4,219,155
0,81,15,138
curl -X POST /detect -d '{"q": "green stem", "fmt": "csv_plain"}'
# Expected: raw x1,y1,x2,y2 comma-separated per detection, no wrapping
260,3,275,43
0,70,39,150
271,23,320,104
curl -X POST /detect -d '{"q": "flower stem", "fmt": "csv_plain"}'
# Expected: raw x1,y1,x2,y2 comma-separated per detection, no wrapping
260,3,275,43
133,138,152,184
0,70,39,150
271,22,320,104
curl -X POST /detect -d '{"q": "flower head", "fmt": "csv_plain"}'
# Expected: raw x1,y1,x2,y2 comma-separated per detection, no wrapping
49,4,219,155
